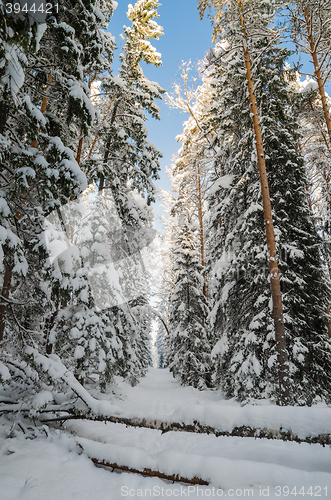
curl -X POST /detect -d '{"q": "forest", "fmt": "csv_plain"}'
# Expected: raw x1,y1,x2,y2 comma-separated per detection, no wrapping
1,0,331,497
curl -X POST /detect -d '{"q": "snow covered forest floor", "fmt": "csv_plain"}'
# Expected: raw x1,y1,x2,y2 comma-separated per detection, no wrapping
1,368,331,500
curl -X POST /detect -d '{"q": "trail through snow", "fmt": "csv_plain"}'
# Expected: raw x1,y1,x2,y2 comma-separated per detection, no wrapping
104,368,331,438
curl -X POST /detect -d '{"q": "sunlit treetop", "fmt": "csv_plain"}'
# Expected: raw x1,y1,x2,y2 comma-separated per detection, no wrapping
125,0,164,67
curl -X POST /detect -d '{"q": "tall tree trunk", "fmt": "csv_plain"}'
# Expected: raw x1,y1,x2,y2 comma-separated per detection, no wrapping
304,7,331,142
0,264,11,342
76,79,94,166
98,101,119,193
238,7,290,404
196,163,207,297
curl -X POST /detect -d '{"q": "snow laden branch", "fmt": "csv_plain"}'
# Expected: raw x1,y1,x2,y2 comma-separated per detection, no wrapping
25,348,121,416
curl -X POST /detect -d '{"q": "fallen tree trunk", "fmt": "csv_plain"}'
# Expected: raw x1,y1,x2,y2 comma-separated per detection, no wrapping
92,458,209,486
39,412,331,446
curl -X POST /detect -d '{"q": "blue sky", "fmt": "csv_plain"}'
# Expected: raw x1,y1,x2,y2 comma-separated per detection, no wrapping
109,1,213,228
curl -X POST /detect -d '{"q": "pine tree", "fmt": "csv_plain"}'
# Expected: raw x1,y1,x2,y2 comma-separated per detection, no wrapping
167,64,215,295
83,0,164,200
78,0,164,383
199,0,293,402
288,0,331,144
288,73,331,327
202,2,331,404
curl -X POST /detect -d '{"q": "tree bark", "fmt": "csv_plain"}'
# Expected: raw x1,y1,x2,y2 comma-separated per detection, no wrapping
196,163,207,297
238,7,290,404
39,413,331,445
98,101,119,193
76,79,93,166
0,264,11,342
76,132,84,165
91,459,209,485
304,7,331,142
31,74,52,148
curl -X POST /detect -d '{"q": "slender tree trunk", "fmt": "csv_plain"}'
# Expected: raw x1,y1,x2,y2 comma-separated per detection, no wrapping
238,8,290,404
88,98,115,160
31,74,52,148
304,7,331,142
99,101,119,193
217,199,222,228
326,306,331,339
76,131,84,165
196,163,207,297
0,264,11,342
76,79,93,166
91,458,209,486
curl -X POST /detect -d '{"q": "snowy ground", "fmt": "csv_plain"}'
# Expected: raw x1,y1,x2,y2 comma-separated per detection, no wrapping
1,368,331,500
106,369,331,438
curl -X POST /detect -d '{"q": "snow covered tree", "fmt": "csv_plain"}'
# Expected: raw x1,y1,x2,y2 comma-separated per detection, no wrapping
155,321,167,368
287,74,331,314
201,0,331,404
167,66,215,296
167,217,212,389
0,2,136,402
74,0,164,383
0,0,117,345
82,0,164,200
288,1,331,145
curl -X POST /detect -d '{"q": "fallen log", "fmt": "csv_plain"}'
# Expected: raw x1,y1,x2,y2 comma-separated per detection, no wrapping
91,458,209,486
40,413,331,446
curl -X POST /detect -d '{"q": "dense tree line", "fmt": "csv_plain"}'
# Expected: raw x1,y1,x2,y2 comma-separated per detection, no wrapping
159,0,331,405
2,0,331,410
0,0,163,407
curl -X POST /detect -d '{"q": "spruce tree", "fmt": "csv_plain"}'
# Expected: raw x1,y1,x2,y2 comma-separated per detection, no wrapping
167,217,212,390
0,2,118,395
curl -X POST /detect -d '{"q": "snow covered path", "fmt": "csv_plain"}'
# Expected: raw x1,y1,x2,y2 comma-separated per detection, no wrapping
1,368,331,499
102,368,331,439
